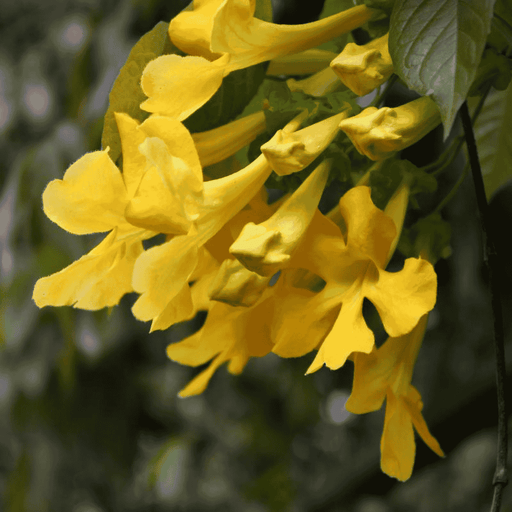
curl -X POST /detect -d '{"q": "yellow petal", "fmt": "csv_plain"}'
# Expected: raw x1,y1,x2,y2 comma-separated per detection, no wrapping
338,186,395,268
140,54,229,119
345,349,390,414
139,116,204,199
125,163,191,234
33,230,143,310
330,33,393,96
178,353,227,397
364,258,437,338
150,280,195,332
380,391,416,481
169,0,225,59
306,284,373,373
212,3,378,72
230,159,331,275
261,111,349,175
114,113,147,198
42,150,128,235
272,280,341,358
131,235,200,322
403,386,445,458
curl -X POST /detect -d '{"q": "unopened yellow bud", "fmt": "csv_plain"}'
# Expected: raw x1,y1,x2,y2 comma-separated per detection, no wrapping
261,107,350,176
208,258,271,307
338,97,441,161
230,159,331,276
330,33,393,96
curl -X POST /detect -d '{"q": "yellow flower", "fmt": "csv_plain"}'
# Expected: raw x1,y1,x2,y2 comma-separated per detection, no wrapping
345,314,444,481
260,106,351,176
330,33,393,96
230,159,331,276
32,113,160,310
338,96,442,161
270,186,437,372
130,154,272,331
166,288,274,397
191,110,267,168
141,2,377,118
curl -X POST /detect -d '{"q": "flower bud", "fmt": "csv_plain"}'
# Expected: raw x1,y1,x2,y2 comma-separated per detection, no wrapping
261,107,350,176
330,33,393,96
338,97,441,161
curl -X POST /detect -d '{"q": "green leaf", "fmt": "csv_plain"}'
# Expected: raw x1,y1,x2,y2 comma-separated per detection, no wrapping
101,22,177,164
389,0,496,137
471,83,512,199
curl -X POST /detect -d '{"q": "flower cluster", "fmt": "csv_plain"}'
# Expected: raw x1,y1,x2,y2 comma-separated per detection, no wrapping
34,0,445,480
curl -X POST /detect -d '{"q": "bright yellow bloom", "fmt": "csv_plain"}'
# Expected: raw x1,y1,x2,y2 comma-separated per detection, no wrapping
270,186,437,372
345,314,444,481
330,33,393,96
230,159,331,276
338,96,442,160
260,107,351,176
130,154,272,331
141,2,377,118
32,113,161,310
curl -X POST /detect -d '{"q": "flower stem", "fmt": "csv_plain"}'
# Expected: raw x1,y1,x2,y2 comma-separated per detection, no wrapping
460,101,508,512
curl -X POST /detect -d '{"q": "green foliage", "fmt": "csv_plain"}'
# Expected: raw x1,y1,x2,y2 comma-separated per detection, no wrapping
389,0,496,137
370,158,436,210
470,83,512,198
101,21,176,164
399,213,452,263
364,0,395,16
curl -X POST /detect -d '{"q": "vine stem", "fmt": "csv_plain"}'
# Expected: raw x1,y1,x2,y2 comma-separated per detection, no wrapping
459,101,508,512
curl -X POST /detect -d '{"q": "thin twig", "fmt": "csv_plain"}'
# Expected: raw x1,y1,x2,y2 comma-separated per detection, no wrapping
459,101,508,512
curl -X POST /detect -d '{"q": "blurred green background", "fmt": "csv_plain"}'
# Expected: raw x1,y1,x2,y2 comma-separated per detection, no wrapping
1,0,511,511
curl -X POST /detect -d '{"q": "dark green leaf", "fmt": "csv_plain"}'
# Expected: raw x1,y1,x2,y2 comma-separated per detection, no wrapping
389,0,496,137
470,83,512,199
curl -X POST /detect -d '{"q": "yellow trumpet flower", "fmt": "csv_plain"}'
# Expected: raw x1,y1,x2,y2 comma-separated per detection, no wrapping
338,96,442,161
330,33,393,96
141,2,377,118
346,314,444,481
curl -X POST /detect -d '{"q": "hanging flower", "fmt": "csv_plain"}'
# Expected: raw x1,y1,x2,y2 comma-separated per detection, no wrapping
270,186,437,373
345,314,445,481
